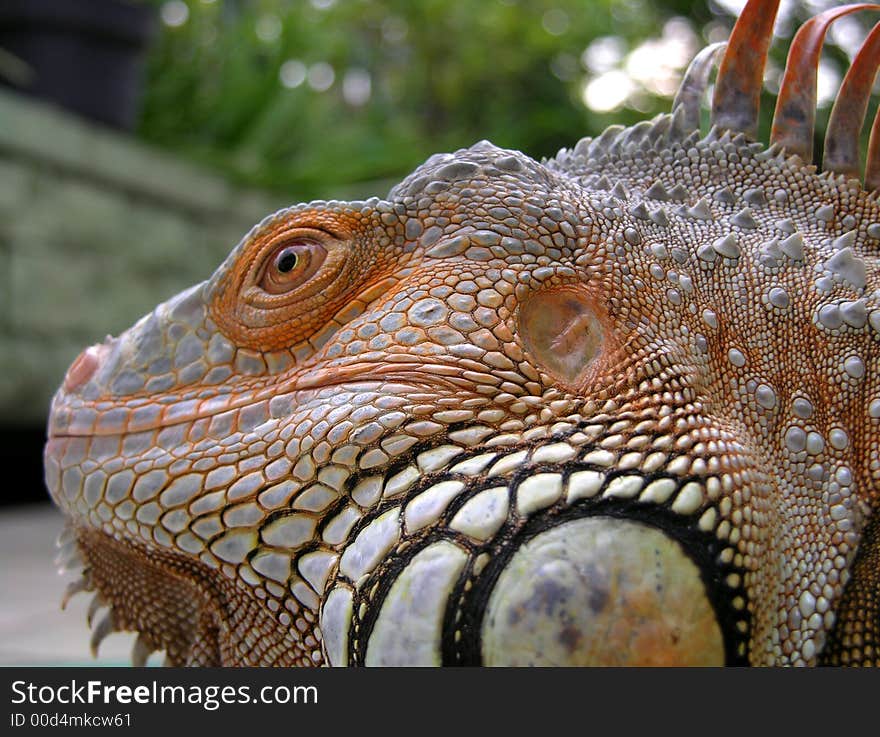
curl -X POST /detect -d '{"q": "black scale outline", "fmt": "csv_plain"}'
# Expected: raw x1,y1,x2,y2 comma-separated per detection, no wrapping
443,495,751,666
337,455,752,666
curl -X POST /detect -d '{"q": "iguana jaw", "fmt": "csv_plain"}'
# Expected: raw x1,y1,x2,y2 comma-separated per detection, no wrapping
66,526,225,666
59,522,322,666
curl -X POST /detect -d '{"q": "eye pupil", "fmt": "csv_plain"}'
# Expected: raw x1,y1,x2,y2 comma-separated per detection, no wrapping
277,250,299,273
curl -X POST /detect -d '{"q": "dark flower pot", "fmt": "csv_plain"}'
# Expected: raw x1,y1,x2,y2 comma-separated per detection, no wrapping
0,0,157,130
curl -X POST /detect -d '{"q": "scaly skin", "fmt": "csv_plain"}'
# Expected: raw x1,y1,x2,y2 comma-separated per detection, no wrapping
45,8,880,666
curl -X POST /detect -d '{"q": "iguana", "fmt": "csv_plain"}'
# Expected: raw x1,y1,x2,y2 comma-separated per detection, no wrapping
45,0,880,666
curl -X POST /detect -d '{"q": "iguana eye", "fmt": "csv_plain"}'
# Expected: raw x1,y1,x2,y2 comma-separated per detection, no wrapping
276,249,299,273
260,240,326,294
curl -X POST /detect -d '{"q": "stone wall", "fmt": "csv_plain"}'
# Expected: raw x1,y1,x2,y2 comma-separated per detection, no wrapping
0,89,289,424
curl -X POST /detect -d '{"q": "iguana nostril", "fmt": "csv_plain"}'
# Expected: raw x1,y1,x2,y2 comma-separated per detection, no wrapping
63,345,105,393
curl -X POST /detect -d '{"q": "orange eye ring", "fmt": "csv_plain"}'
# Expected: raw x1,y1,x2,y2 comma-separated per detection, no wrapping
259,239,327,294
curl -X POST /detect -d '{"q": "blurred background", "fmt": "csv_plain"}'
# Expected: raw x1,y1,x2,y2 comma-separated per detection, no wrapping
0,0,872,664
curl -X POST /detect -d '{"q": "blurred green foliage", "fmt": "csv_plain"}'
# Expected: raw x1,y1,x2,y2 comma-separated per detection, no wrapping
137,0,872,200
138,0,718,198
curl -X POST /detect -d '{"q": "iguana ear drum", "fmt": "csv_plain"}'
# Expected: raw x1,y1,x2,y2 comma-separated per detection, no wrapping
517,288,607,390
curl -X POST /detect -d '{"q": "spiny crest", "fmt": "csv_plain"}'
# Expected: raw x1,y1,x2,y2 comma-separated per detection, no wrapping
387,1,880,223
708,0,880,188
559,0,880,196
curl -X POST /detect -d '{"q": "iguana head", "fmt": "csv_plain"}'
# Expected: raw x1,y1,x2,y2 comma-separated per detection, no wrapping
45,0,880,666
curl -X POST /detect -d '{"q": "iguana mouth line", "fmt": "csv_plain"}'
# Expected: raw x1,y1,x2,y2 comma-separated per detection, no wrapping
48,362,471,440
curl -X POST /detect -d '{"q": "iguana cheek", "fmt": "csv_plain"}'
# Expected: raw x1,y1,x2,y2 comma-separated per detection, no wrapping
480,516,725,666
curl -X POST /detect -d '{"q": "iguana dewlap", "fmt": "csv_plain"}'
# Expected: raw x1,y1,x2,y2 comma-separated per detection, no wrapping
45,0,880,666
